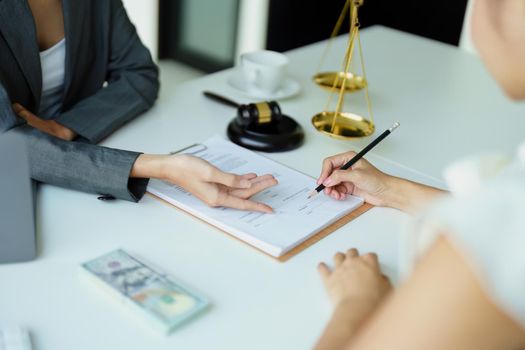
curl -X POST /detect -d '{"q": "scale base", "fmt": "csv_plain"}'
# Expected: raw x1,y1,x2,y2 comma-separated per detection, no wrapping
227,115,304,152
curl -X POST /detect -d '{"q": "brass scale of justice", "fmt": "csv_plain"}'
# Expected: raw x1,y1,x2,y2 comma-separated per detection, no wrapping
312,0,375,139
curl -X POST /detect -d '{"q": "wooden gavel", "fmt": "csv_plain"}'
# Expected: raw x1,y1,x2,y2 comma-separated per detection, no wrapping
203,91,283,127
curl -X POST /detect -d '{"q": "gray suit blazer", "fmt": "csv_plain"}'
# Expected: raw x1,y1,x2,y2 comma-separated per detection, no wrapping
0,0,160,201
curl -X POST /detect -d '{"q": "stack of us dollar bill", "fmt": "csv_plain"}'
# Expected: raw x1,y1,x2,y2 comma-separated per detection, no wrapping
80,249,209,334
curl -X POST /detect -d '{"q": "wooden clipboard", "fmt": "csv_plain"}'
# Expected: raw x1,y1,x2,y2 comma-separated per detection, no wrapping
148,192,373,262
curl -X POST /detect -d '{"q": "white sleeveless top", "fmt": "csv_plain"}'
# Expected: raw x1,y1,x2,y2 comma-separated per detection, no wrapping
405,142,525,327
39,38,66,119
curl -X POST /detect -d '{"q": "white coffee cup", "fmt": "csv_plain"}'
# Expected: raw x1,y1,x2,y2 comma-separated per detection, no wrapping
240,50,289,94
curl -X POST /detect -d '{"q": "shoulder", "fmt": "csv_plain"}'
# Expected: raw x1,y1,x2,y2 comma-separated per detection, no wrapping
426,145,525,248
413,146,525,328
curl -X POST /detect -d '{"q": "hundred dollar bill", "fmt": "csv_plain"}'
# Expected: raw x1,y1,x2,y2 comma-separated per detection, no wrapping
80,249,209,334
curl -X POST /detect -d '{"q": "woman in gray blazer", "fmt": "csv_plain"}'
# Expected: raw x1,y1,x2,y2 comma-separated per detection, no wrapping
0,0,276,212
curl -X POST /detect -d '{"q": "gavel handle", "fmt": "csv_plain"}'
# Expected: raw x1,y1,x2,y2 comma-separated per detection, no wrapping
202,91,240,109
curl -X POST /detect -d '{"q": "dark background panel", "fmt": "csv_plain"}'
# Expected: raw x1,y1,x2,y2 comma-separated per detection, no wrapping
266,0,468,52
158,0,180,60
159,0,241,72
159,0,469,73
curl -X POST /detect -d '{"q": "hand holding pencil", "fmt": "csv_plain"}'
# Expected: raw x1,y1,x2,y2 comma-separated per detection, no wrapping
316,151,396,206
312,123,400,206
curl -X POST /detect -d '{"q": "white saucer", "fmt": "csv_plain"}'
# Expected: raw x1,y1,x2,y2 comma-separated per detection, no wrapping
227,74,301,100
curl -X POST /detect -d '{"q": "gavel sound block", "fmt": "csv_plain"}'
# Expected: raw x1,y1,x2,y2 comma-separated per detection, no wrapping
203,91,304,152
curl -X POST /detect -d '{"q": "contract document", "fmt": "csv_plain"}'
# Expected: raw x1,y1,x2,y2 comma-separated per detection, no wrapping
148,136,364,258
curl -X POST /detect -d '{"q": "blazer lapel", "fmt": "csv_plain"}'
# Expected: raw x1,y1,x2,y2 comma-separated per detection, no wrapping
0,0,42,109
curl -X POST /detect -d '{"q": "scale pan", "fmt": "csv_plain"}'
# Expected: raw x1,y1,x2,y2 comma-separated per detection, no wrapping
313,72,367,92
311,111,375,139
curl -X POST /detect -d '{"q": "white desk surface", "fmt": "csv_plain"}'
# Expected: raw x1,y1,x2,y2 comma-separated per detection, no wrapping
1,26,524,350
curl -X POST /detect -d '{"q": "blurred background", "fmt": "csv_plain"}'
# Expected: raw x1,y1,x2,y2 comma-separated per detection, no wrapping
121,0,472,83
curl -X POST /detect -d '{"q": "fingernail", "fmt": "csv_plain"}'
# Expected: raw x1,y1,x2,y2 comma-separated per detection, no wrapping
323,178,333,186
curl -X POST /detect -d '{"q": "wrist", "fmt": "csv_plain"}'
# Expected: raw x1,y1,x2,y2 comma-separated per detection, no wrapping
386,177,446,214
335,296,379,314
130,154,170,179
315,300,364,350
328,298,377,339
381,175,409,210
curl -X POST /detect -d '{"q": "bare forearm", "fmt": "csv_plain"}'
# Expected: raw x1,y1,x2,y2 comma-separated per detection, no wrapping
130,154,170,179
385,176,446,214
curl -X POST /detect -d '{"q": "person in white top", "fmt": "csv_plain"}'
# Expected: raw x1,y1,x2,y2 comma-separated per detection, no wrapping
314,0,525,349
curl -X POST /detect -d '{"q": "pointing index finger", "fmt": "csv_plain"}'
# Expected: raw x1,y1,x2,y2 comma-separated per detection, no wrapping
211,169,251,189
220,195,273,213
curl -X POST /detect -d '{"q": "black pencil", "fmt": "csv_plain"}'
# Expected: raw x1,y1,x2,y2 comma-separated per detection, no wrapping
308,122,400,199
